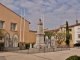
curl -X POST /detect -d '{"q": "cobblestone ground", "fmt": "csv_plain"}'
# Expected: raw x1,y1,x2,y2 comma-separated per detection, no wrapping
0,48,79,60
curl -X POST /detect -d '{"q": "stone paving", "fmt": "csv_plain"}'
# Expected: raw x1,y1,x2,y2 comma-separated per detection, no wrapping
0,56,6,60
0,48,79,60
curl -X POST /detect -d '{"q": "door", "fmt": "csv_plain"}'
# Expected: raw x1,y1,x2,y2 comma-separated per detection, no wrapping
12,34,18,47
4,33,10,47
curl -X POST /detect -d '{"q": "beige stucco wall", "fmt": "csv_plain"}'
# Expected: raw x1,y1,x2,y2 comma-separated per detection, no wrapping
70,27,75,42
0,3,31,44
26,31,36,44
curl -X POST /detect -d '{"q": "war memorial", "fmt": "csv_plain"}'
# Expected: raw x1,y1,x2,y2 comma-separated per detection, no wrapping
34,19,56,50
14,19,70,54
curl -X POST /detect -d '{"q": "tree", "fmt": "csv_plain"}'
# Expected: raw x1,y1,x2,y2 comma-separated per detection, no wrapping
0,29,4,50
44,31,52,39
0,29,4,37
66,21,70,46
56,32,66,45
44,31,66,48
44,31,56,39
66,55,80,60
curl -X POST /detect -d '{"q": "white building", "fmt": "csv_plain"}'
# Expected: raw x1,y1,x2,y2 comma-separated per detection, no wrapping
74,24,80,44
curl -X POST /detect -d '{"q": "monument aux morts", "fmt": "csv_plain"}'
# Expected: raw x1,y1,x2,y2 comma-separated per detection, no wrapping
34,19,46,49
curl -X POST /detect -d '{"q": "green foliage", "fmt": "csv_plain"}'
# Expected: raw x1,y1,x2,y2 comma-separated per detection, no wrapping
44,31,66,45
66,21,70,46
0,43,4,50
32,43,35,48
25,43,35,49
66,55,80,60
25,43,30,49
57,33,66,40
44,31,57,39
0,29,4,37
69,34,72,40
44,31,53,39
56,32,66,44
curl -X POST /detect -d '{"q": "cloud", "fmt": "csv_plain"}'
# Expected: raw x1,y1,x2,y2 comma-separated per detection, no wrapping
0,0,80,30
0,0,20,10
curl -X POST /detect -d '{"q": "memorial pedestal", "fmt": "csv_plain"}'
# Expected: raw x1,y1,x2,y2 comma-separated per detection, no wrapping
34,19,46,49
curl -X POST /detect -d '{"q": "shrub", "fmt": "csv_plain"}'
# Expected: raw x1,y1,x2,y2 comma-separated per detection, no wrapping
25,43,35,49
25,43,30,49
32,43,35,48
66,55,80,60
0,43,4,50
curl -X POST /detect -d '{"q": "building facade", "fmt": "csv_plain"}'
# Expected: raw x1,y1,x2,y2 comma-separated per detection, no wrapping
74,24,80,44
0,3,36,50
50,20,80,47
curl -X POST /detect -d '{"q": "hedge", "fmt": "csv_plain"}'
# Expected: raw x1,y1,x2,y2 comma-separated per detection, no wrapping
66,55,80,60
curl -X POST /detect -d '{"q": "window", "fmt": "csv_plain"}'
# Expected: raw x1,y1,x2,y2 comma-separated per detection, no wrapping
69,29,72,31
0,21,4,29
10,23,17,31
78,34,80,38
77,28,80,33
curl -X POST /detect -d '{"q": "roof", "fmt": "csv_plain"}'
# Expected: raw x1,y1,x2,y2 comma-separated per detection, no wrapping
64,23,80,28
0,3,30,24
44,28,48,32
50,28,59,32
50,20,80,32
75,23,80,26
62,22,80,28
29,30,37,32
69,25,75,28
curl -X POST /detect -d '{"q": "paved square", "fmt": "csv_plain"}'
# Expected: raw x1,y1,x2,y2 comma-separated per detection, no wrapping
0,48,80,60
0,56,6,60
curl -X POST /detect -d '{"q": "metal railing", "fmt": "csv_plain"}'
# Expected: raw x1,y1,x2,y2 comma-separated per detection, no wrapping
14,46,70,54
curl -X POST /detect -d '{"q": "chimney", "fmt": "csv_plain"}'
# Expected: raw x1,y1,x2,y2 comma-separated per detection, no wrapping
76,20,78,24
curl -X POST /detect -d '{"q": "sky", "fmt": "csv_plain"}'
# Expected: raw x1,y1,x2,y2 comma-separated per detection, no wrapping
0,0,80,30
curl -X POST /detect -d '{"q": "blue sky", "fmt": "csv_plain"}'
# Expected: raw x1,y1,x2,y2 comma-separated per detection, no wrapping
0,0,80,30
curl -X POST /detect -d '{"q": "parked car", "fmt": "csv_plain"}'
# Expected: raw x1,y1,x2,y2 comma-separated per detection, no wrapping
74,43,80,47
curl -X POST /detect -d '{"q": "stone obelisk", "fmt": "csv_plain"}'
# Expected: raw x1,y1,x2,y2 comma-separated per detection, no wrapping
34,19,46,49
